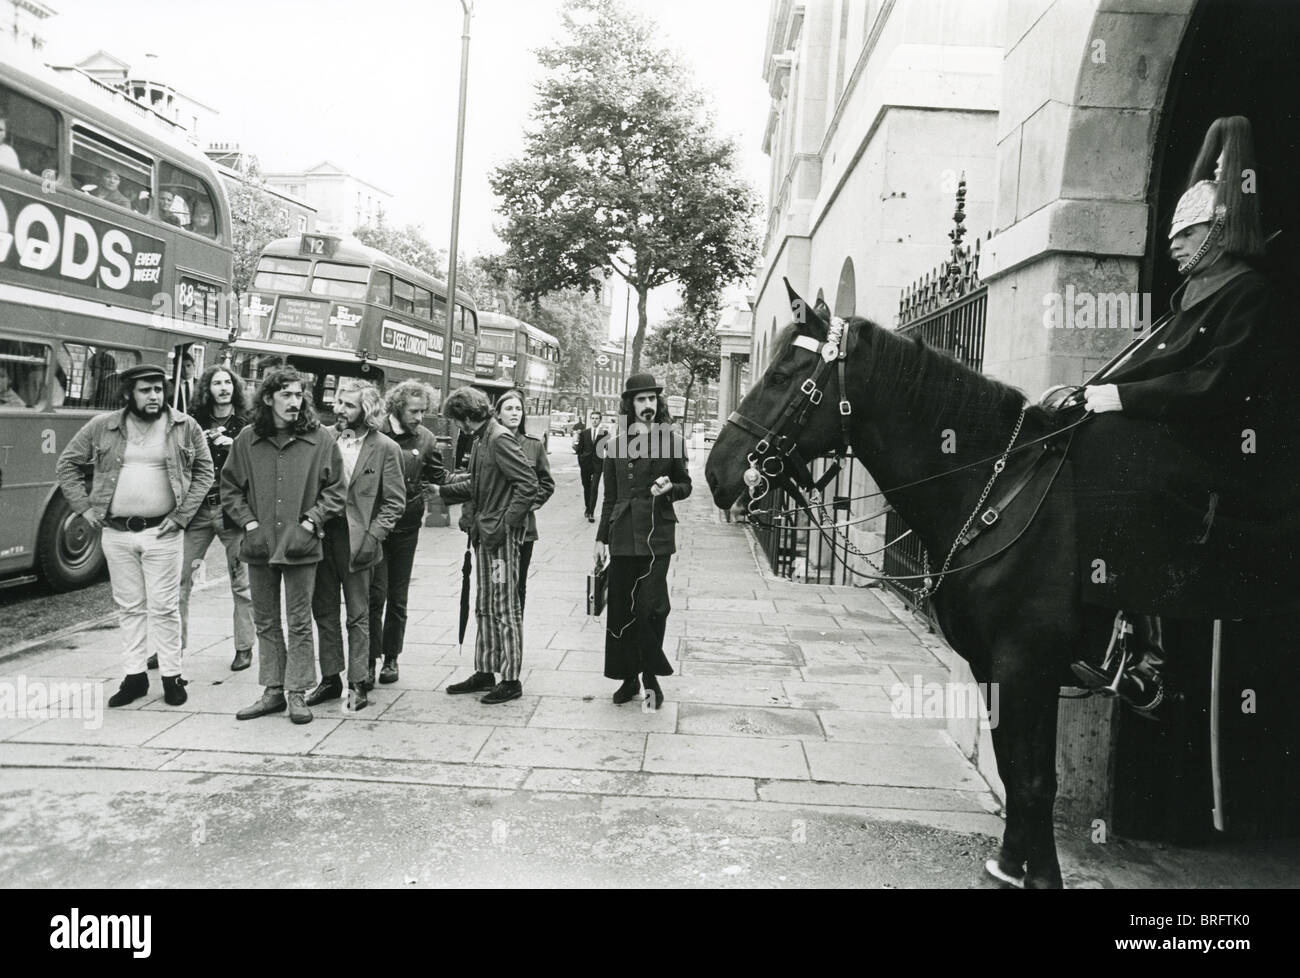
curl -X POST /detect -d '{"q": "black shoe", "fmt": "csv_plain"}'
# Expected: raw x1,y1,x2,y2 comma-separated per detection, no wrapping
379,657,399,684
162,675,189,707
1071,659,1172,721
587,514,595,523
481,680,522,704
446,671,495,694
108,672,149,708
347,683,369,712
230,648,252,672
359,661,376,693
612,678,640,704
642,672,664,711
305,675,343,706
146,654,158,670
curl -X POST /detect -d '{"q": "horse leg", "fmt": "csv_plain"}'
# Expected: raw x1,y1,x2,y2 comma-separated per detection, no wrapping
980,653,1064,889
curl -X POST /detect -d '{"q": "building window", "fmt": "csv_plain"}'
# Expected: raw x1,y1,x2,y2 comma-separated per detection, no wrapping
297,215,307,232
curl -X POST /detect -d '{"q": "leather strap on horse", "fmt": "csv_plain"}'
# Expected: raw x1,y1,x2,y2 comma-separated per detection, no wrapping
955,441,1062,549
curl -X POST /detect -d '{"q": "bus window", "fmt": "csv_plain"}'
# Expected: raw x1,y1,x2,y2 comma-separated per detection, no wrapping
432,295,447,333
60,343,140,410
393,278,415,315
414,287,432,320
310,262,369,300
232,352,287,392
160,161,219,238
0,83,58,178
253,256,310,292
369,271,392,306
70,126,152,215
463,307,478,336
0,339,49,409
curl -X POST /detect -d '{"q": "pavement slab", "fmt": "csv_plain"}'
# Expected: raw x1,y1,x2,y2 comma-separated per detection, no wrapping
476,726,647,771
644,733,809,780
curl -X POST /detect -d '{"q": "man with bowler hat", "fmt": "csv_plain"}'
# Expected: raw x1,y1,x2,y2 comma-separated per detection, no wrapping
594,373,691,710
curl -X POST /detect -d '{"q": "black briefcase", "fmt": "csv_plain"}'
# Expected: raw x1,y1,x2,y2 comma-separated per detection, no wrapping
587,558,608,617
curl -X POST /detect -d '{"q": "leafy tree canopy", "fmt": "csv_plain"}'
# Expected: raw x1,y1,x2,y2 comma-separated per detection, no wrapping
226,156,292,295
643,304,721,422
490,0,760,373
353,216,445,281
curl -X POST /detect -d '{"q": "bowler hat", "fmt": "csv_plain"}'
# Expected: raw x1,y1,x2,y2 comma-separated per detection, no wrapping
118,363,168,386
623,372,662,396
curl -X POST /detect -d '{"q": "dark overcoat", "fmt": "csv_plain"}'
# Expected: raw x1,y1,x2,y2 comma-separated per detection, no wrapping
596,426,692,557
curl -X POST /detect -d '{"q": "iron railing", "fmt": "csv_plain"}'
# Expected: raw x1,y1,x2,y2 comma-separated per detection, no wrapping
752,452,861,586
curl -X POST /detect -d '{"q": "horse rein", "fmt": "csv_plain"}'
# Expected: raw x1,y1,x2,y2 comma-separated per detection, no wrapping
725,316,1088,600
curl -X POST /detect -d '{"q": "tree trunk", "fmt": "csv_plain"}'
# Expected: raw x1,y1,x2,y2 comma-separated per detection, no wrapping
630,285,650,373
682,370,696,425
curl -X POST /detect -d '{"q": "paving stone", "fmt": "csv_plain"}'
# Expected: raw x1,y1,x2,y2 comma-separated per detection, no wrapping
676,703,824,741
667,676,791,708
557,651,608,672
787,627,871,643
684,621,786,641
0,715,50,741
14,710,188,748
687,598,776,613
804,741,988,791
376,689,539,727
679,638,802,666
312,719,493,763
782,682,895,712
798,664,900,686
476,727,645,770
757,780,999,812
522,768,756,801
10,653,120,679
818,710,949,745
527,696,678,733
0,741,181,770
509,670,617,699
644,733,808,780
143,712,341,755
677,661,803,681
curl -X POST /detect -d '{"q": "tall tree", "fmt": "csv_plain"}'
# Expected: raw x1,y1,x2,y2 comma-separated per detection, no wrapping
226,157,292,295
353,216,445,280
643,305,721,423
491,0,760,373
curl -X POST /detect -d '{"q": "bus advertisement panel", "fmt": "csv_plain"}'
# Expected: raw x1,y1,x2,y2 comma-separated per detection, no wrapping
0,59,233,591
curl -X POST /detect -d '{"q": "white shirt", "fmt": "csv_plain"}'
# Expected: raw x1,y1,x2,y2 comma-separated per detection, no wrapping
337,427,368,484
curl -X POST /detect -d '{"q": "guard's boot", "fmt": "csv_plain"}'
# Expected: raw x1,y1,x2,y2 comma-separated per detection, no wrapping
162,675,189,707
1114,614,1170,720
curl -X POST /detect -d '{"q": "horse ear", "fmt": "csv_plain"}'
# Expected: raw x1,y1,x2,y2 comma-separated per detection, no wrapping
783,277,827,338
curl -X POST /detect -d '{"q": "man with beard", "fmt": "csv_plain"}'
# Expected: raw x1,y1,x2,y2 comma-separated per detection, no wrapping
306,380,405,712
594,374,691,710
368,380,447,687
169,364,256,673
221,367,347,725
57,364,214,708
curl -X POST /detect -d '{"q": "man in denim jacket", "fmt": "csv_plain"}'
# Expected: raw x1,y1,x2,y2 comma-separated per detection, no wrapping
56,363,214,709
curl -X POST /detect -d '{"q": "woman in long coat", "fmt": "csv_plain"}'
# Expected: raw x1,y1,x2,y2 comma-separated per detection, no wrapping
493,390,555,610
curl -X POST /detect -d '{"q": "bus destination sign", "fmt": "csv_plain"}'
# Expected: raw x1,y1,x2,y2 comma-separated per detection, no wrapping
299,234,340,258
271,297,329,346
0,187,166,300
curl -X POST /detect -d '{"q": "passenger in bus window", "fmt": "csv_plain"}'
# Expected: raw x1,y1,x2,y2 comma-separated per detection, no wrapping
191,199,216,237
158,188,184,226
0,114,21,171
95,167,131,208
0,363,28,408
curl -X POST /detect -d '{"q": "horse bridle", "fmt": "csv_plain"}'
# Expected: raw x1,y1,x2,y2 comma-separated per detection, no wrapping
725,316,857,510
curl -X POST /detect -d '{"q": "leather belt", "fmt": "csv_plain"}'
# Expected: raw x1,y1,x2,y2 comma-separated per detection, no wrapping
105,514,168,532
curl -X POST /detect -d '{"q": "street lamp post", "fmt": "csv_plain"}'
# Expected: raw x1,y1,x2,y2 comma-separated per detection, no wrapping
441,0,473,429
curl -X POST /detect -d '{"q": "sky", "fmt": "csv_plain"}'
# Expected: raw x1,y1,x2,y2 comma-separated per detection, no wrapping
42,0,774,335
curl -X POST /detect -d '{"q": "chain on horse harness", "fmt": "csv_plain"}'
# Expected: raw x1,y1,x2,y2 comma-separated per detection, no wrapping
726,316,1081,602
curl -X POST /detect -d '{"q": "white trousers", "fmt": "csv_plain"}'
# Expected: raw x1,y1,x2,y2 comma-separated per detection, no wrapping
101,525,184,677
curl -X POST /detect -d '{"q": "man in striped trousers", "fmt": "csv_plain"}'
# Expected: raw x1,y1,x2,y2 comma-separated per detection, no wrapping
434,387,538,704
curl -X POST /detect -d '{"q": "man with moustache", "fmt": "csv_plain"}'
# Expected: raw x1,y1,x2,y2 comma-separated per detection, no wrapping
221,366,347,725
56,364,214,708
170,364,255,673
306,380,405,712
368,380,447,688
594,374,691,710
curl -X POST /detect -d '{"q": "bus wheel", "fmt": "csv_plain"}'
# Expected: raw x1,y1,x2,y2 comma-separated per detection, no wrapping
37,493,107,591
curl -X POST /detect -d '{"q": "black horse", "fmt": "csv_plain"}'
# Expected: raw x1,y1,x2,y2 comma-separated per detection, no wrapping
706,288,1108,889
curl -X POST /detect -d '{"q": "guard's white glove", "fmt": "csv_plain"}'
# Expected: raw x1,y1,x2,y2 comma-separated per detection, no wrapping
1083,384,1123,414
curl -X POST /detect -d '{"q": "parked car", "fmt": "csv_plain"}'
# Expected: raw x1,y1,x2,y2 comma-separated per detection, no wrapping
550,411,577,438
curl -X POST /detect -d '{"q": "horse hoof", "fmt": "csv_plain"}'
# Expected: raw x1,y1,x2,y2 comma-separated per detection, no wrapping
984,858,1025,889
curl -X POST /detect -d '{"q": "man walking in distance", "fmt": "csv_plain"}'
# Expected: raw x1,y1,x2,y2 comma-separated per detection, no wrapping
307,380,405,712
56,363,214,708
434,387,538,704
368,380,446,688
221,366,347,725
574,409,604,523
171,363,255,672
595,374,691,710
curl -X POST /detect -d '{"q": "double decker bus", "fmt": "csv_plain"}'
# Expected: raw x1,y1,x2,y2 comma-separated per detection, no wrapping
473,311,558,447
232,234,478,435
0,58,234,590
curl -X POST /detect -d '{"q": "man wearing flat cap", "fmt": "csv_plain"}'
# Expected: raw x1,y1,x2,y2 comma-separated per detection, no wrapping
57,362,214,709
594,373,691,710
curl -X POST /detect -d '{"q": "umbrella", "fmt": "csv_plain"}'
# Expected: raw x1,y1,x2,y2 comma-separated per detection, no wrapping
457,537,473,649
